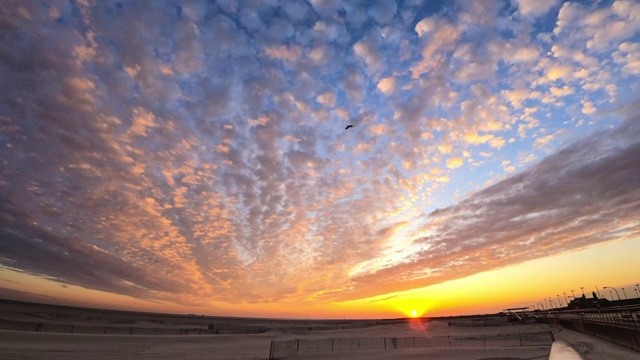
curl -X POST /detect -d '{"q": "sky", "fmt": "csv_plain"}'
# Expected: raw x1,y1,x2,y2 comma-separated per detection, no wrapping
1,0,639,319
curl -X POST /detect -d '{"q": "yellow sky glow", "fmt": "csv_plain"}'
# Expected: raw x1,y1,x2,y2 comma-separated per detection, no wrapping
3,237,638,318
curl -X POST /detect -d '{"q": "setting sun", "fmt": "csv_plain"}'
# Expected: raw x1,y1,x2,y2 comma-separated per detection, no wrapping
411,310,417,317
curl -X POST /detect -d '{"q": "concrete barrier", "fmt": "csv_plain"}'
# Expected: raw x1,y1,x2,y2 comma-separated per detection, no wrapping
541,318,640,352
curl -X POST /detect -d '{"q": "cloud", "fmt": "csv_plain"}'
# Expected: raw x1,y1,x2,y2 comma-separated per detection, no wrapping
368,123,389,136
353,30,385,73
545,64,573,81
367,0,397,24
309,0,342,16
446,157,464,169
513,0,561,18
377,76,396,95
330,115,640,301
411,18,460,78
502,88,529,109
582,101,596,115
263,45,302,62
614,42,640,75
0,0,638,313
316,91,337,107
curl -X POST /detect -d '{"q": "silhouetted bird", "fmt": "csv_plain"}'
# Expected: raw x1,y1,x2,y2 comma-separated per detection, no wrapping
345,124,355,130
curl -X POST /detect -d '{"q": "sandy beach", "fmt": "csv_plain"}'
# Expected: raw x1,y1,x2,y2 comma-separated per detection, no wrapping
1,300,638,359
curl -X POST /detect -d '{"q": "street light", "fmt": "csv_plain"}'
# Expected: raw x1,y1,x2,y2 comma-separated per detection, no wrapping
571,290,575,299
549,298,557,309
580,287,584,297
556,295,562,308
603,286,621,301
563,292,568,304
635,288,639,299
636,284,640,298
543,298,549,310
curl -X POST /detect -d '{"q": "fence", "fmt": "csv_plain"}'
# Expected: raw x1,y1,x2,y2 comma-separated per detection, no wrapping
0,318,263,335
538,306,640,352
539,306,640,326
268,331,554,359
448,317,510,327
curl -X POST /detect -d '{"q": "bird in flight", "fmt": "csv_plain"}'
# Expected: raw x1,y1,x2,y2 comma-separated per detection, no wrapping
345,124,355,130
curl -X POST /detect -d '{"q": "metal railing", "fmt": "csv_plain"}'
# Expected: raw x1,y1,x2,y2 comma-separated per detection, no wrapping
537,305,640,326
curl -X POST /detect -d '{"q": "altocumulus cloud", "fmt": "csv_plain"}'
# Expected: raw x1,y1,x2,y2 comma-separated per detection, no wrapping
0,0,639,308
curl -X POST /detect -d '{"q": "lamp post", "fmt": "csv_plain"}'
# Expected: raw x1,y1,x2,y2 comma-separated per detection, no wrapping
603,286,621,301
571,290,575,299
621,288,628,300
636,284,640,298
543,298,549,310
557,295,562,308
634,288,639,299
580,287,584,297
549,298,557,309
563,292,568,304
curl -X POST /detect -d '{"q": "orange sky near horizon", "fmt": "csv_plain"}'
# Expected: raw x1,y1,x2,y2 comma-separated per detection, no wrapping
2,236,638,319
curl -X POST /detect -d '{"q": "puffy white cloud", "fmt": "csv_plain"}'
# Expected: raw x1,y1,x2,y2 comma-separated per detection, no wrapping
510,46,540,63
582,101,596,115
502,88,529,109
446,156,464,169
549,85,574,97
513,0,561,18
263,45,302,62
415,17,437,37
377,76,396,95
353,30,385,73
368,0,397,24
369,123,389,136
316,91,336,107
614,42,640,75
545,63,573,81
411,18,460,78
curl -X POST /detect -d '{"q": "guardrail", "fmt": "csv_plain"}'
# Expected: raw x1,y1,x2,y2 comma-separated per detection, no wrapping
537,305,640,326
536,305,640,352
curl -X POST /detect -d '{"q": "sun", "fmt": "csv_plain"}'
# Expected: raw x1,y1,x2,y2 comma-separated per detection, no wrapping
411,309,417,317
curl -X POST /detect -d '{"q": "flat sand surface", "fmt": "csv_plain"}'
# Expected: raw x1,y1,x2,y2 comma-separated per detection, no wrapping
1,300,638,359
